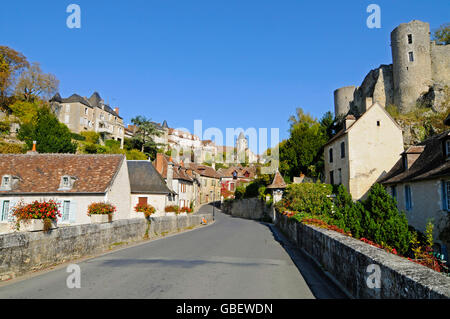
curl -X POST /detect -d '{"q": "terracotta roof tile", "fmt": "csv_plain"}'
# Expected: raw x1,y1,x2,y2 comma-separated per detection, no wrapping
0,154,125,194
267,171,287,189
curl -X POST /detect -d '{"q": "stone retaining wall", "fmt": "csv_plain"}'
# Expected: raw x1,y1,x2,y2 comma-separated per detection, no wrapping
222,198,274,221
275,211,450,299
0,213,213,281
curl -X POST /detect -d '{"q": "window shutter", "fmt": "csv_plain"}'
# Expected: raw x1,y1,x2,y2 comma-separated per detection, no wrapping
7,200,16,222
442,181,448,211
69,200,77,223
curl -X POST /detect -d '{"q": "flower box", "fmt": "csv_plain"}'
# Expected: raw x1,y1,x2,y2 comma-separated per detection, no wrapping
19,219,57,232
90,214,110,224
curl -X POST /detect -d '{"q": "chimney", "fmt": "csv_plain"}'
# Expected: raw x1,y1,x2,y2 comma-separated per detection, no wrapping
155,153,164,174
27,141,38,154
344,115,356,130
212,161,216,170
114,107,119,115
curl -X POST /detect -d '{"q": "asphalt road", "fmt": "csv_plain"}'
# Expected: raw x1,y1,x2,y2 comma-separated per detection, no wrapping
0,204,346,299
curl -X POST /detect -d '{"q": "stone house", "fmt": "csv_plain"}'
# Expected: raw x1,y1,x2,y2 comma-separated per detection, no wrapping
0,154,131,233
127,160,175,217
187,163,221,204
379,130,450,251
324,102,404,200
154,153,197,210
50,92,125,148
218,165,257,193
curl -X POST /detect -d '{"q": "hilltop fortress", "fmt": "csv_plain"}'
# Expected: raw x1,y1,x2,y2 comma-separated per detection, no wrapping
334,20,450,118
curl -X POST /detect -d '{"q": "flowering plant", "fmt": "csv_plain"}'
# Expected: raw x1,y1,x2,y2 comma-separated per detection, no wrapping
134,203,156,218
12,200,61,221
165,205,179,214
180,207,193,213
87,202,117,216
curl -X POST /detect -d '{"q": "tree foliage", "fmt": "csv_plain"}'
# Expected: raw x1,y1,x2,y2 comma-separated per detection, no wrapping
14,62,59,101
433,23,450,45
17,107,77,153
131,115,161,154
0,46,29,104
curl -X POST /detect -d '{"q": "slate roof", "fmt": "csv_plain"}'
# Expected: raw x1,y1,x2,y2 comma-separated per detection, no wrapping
379,130,450,185
0,154,125,195
127,161,173,195
267,170,287,189
50,92,122,119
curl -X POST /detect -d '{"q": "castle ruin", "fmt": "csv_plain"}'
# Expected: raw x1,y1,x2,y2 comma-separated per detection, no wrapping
334,20,450,118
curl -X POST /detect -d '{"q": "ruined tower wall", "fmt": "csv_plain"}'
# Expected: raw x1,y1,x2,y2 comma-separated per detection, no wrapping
391,20,433,113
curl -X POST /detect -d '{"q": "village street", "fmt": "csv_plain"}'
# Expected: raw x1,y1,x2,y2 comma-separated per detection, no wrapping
0,205,345,299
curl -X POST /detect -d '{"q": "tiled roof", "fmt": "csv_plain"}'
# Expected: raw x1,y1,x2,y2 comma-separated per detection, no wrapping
154,154,194,182
186,163,221,179
127,161,173,194
267,170,287,189
0,154,125,194
379,130,450,184
218,166,257,179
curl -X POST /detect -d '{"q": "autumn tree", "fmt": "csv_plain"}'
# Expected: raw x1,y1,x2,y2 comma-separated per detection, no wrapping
14,62,59,102
433,23,450,45
0,46,29,106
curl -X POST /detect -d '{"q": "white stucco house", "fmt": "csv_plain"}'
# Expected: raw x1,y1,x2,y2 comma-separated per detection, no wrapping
127,160,175,217
0,154,131,233
324,102,404,200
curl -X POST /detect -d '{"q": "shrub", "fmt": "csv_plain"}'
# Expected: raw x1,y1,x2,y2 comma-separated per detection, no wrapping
332,185,364,238
0,141,25,154
276,182,333,216
70,132,86,141
80,131,100,144
126,149,148,160
234,186,246,200
134,203,156,218
361,183,411,255
105,139,121,150
180,207,193,213
0,120,10,135
87,202,117,216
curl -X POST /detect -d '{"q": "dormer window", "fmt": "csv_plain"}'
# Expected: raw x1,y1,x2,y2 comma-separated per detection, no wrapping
59,175,76,191
446,140,450,158
1,175,11,190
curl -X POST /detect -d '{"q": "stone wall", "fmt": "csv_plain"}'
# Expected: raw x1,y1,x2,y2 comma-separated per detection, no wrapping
275,211,450,299
222,198,274,221
0,213,213,281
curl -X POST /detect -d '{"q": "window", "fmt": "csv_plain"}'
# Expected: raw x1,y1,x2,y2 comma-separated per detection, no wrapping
408,34,413,44
66,104,71,113
2,176,10,188
63,177,70,188
340,142,345,158
329,148,333,163
65,115,70,124
1,201,10,221
405,185,412,211
408,51,414,62
441,181,450,211
85,108,88,115
329,170,334,185
338,169,342,185
61,200,70,222
391,186,397,200
377,121,380,127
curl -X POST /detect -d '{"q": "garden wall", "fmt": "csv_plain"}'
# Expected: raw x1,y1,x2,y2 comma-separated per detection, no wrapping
275,211,450,299
0,213,213,281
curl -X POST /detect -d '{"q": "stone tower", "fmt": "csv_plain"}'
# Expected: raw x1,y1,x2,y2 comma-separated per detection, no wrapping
391,20,433,113
236,132,248,154
334,86,356,118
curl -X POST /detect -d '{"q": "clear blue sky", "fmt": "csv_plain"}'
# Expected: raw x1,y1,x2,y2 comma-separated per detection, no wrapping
1,0,448,153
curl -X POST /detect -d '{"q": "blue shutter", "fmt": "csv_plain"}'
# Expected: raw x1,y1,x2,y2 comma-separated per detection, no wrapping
69,200,77,223
442,181,448,211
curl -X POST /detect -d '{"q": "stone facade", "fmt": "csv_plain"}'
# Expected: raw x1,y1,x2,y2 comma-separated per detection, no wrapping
324,103,404,200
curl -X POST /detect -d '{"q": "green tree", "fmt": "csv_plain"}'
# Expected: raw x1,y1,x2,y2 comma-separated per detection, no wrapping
131,115,161,154
333,185,364,238
433,23,450,45
8,100,41,124
362,183,411,254
17,107,77,153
